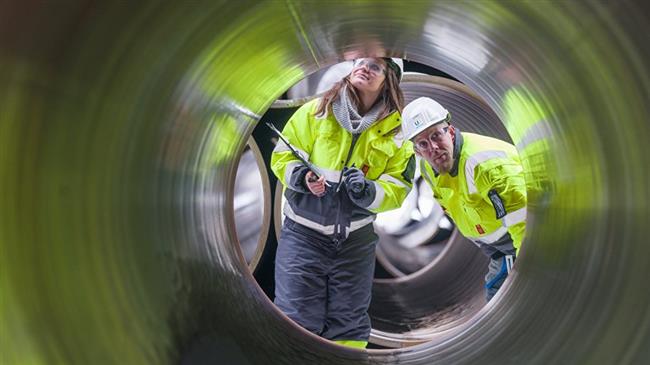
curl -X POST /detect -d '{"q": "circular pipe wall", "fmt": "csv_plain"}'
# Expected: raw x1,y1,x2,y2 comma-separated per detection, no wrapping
256,73,511,347
1,1,649,365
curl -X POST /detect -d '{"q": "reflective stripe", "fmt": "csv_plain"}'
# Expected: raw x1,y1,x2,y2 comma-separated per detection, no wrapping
420,159,435,187
465,150,507,194
367,181,385,210
466,208,525,245
272,143,290,153
275,143,312,187
371,173,410,210
288,164,408,186
505,255,514,274
502,207,526,227
273,143,310,161
349,215,376,232
273,142,309,161
515,119,553,151
284,202,335,234
378,173,409,188
284,161,302,187
468,226,508,245
283,202,375,236
313,166,340,182
275,145,339,183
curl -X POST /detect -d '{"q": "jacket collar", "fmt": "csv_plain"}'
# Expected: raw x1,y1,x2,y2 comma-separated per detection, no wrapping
449,128,462,177
366,110,401,136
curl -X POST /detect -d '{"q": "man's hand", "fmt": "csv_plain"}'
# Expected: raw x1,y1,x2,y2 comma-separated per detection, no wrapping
305,171,326,197
343,167,367,194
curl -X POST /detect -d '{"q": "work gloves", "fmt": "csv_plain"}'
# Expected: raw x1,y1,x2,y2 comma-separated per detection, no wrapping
342,167,376,208
291,165,376,207
342,167,366,194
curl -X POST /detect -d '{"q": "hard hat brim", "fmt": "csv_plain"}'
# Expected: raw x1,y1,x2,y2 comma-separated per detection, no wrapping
404,113,451,141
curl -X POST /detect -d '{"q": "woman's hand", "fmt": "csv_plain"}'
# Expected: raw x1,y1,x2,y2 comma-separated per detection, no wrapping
305,171,327,197
342,167,367,194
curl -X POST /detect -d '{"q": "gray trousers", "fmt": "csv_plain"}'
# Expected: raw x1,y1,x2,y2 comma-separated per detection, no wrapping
274,218,378,341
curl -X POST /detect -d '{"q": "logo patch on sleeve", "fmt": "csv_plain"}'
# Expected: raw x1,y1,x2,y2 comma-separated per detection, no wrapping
475,224,485,234
488,189,507,219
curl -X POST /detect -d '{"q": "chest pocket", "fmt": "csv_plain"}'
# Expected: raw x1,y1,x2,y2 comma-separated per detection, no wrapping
312,121,341,164
365,138,395,180
472,196,499,222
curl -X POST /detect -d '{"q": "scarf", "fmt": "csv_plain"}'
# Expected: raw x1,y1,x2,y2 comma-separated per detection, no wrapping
332,85,383,134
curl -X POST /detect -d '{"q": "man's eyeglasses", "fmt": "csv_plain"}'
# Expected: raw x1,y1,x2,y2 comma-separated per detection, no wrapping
353,59,386,75
413,127,450,152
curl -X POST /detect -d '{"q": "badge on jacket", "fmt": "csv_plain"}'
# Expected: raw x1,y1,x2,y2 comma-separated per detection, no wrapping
488,189,507,219
476,224,485,234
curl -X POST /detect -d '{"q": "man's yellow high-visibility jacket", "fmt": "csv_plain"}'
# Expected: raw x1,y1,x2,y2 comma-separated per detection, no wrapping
420,131,527,254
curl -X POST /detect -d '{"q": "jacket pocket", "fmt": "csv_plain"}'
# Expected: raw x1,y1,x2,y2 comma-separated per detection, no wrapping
312,121,340,165
366,140,394,179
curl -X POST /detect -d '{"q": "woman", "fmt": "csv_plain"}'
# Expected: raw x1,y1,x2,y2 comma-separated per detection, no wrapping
270,57,414,349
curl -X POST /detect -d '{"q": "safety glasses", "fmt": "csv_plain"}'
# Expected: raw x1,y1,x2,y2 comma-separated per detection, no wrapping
413,127,450,152
352,58,386,75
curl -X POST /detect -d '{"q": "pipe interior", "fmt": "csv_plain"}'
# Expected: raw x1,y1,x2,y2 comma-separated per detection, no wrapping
243,72,508,348
1,1,649,364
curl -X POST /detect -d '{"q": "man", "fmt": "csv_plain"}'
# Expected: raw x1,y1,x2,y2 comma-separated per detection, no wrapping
401,97,527,301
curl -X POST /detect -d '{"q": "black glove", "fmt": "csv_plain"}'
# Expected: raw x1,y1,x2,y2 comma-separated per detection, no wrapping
342,167,367,194
342,167,377,208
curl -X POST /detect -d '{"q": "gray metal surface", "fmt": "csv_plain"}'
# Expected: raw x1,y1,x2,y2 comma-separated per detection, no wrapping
1,1,649,365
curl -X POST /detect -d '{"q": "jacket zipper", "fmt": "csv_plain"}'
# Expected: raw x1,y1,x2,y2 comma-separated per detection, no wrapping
333,132,361,247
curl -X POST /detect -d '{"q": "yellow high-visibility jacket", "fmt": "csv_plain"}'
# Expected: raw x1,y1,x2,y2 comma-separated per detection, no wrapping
420,132,527,254
271,98,415,239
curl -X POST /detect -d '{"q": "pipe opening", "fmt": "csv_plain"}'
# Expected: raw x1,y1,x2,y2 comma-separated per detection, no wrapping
234,60,519,349
5,2,648,364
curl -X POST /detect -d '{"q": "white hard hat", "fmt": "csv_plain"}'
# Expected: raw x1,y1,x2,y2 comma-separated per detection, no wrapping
384,58,404,82
401,97,451,141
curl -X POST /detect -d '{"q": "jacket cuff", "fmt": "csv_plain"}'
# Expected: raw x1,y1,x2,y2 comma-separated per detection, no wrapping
287,165,310,193
348,180,376,208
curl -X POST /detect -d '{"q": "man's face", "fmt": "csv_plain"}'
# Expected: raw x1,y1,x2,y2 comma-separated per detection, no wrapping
413,123,456,174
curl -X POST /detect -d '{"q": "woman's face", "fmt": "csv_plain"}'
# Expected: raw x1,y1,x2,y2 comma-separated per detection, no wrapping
349,58,386,94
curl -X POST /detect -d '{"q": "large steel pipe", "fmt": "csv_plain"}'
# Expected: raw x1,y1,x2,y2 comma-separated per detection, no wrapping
1,1,649,364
